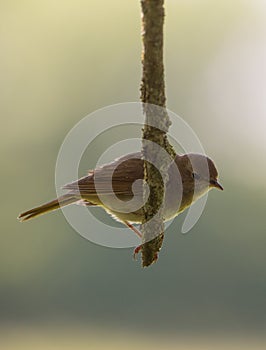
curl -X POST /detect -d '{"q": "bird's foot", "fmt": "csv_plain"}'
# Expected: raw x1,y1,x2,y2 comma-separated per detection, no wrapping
133,244,143,260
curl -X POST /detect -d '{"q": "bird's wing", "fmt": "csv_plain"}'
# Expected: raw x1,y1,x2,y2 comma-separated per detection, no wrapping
62,152,144,197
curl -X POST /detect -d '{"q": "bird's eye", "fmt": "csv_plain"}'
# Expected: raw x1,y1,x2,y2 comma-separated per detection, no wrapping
192,172,200,180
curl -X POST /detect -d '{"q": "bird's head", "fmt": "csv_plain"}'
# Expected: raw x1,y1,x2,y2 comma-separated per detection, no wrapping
175,153,223,198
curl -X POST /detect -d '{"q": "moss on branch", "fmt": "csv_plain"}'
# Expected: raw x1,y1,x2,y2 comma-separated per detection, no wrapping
140,0,175,267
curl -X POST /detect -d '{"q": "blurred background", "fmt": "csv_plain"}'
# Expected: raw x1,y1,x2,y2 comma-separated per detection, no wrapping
1,0,266,349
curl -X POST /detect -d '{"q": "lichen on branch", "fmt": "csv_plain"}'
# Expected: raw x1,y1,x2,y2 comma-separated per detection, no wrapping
140,0,176,267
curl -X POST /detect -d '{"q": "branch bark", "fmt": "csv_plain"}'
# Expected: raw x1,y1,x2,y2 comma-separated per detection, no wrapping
140,0,175,267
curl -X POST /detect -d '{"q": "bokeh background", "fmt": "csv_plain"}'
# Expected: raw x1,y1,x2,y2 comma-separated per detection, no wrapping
1,0,266,349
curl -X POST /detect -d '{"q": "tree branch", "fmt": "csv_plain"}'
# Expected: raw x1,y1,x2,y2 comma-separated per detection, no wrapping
140,0,175,267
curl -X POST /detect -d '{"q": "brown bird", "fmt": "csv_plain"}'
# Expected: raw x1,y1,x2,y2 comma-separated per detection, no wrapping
18,152,223,236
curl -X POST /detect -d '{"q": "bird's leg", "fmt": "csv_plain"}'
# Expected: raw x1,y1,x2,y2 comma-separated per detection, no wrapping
123,221,142,238
122,221,143,260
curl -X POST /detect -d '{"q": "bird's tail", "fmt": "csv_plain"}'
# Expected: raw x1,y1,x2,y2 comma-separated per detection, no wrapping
18,195,77,222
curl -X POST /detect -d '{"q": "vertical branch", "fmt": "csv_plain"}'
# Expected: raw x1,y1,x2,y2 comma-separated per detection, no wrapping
140,0,175,267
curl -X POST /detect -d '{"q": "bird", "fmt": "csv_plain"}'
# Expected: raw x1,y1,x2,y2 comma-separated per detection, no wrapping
18,152,223,237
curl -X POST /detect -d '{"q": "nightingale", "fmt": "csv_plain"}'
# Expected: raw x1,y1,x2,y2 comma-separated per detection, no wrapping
18,152,223,236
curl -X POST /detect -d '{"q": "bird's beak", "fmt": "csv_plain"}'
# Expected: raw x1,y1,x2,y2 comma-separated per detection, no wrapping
210,180,223,191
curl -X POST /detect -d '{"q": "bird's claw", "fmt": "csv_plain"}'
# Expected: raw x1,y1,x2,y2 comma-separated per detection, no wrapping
133,244,142,260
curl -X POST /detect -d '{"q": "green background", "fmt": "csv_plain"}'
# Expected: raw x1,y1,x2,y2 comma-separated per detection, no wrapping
1,0,265,348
